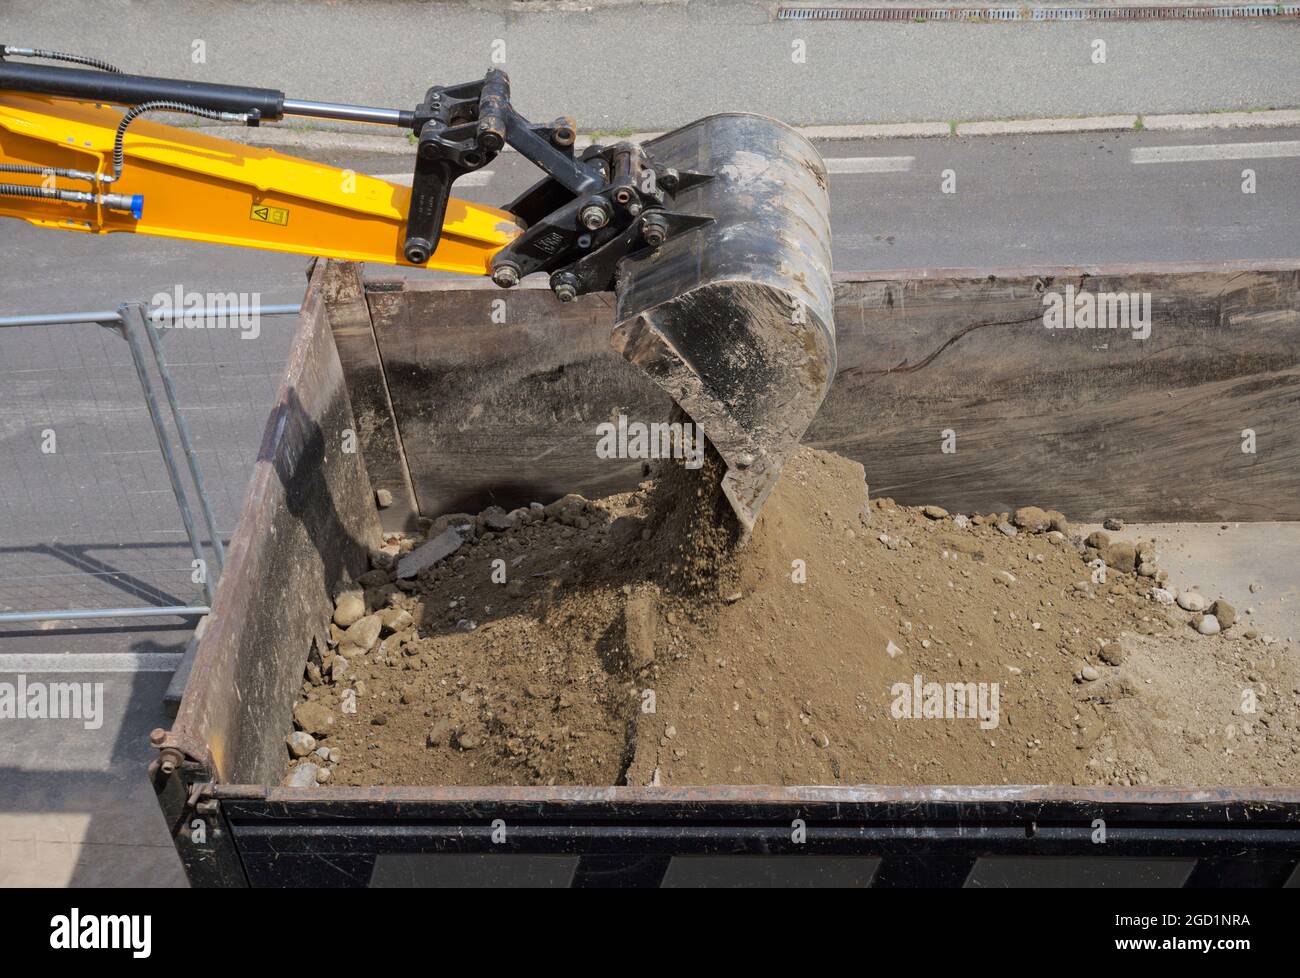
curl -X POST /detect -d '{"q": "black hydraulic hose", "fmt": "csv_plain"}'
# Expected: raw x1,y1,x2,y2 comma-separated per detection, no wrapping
0,162,95,181
0,45,122,73
109,100,250,182
0,182,60,199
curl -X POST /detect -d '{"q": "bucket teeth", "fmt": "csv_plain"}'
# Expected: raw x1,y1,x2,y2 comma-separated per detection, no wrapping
610,113,836,537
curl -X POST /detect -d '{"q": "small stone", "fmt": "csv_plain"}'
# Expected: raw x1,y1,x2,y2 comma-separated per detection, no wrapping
953,514,970,530
722,591,743,604
812,731,830,749
426,719,453,747
1102,517,1124,531
286,731,316,757
1046,531,1066,545
333,590,365,628
922,505,948,520
1196,614,1221,636
1176,591,1207,612
375,488,394,508
1099,644,1126,666
1081,664,1100,681
455,730,482,750
343,614,382,651
996,522,1017,538
1210,599,1236,628
1150,588,1176,605
358,568,390,588
480,508,518,532
315,766,333,784
1085,531,1111,550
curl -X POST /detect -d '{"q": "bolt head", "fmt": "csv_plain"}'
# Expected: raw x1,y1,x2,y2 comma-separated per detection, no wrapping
492,265,520,288
554,283,577,303
580,205,608,230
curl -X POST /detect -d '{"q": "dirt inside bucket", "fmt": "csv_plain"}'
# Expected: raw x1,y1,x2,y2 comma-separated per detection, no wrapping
286,446,1300,789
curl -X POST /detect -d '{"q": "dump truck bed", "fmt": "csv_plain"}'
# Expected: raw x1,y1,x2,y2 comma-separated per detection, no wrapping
152,259,1300,887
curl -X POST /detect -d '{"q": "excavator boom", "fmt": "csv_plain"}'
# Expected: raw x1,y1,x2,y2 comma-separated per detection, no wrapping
0,94,518,273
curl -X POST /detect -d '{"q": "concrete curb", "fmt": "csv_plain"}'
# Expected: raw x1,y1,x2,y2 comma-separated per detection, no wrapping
201,107,1300,155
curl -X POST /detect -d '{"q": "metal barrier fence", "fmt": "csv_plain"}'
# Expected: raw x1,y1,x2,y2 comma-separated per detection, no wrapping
0,299,299,627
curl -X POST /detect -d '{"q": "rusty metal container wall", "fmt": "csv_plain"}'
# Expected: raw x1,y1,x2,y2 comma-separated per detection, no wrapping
163,261,381,786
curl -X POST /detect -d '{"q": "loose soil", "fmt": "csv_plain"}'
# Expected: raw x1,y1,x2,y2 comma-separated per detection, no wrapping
288,448,1300,788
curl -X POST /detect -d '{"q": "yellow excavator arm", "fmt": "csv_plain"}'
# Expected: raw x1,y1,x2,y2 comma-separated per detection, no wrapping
0,47,841,534
0,93,518,275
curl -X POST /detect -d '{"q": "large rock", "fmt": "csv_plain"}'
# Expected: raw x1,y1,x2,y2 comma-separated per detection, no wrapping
284,762,319,787
378,606,414,634
343,614,382,651
332,590,365,628
1013,506,1051,532
286,731,316,757
544,493,590,527
293,701,335,737
1102,542,1137,573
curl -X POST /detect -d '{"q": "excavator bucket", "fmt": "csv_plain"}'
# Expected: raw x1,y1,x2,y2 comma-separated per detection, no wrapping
610,113,836,537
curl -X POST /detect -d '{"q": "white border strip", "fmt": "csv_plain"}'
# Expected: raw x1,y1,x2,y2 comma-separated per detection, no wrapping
825,155,916,173
0,653,183,673
1131,140,1300,163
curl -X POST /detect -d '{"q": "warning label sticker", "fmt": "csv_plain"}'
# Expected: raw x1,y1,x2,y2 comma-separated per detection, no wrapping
250,204,289,227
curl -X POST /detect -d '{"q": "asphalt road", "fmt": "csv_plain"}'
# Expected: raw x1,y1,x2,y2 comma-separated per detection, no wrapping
5,0,1300,130
0,124,1297,652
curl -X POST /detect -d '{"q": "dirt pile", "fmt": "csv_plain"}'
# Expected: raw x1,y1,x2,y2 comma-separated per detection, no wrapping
286,448,1300,788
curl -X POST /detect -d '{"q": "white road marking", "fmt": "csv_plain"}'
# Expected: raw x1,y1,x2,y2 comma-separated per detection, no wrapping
824,156,915,174
1131,140,1300,164
373,170,495,187
0,652,183,673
